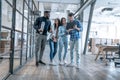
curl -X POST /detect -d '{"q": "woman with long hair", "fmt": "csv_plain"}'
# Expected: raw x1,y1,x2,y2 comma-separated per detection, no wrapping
49,18,61,65
58,17,68,65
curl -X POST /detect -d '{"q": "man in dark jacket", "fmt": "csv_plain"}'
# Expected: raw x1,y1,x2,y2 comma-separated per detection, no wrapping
34,11,51,66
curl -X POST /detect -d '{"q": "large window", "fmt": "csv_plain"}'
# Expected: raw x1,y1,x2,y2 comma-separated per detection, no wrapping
16,0,23,13
0,28,11,80
15,12,22,31
0,0,38,79
24,3,28,18
24,19,27,33
6,0,13,5
2,0,12,28
0,0,12,79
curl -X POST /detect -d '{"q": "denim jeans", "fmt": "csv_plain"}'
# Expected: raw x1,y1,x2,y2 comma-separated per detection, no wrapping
70,39,80,64
49,39,58,62
58,37,68,61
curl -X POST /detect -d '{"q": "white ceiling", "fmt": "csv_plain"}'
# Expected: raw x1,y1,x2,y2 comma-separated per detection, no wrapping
90,0,120,38
36,0,80,14
92,0,120,24
36,0,120,24
36,0,80,4
35,0,120,39
37,0,79,19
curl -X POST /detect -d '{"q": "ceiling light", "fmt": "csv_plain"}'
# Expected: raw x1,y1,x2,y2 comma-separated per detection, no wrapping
101,8,113,12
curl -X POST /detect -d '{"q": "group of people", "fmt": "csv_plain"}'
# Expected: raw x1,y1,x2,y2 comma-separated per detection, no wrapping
33,11,83,69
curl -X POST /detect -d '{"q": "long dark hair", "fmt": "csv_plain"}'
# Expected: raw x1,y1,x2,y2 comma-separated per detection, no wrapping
54,18,61,29
61,17,66,26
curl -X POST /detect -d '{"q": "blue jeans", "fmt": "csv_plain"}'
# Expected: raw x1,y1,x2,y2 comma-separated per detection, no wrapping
70,39,80,64
58,37,68,61
49,39,58,62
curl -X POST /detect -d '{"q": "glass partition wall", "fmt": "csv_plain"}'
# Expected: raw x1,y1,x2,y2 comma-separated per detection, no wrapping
0,0,38,79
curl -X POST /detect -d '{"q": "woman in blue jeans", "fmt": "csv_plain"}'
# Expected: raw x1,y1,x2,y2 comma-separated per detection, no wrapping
49,18,60,65
58,17,68,65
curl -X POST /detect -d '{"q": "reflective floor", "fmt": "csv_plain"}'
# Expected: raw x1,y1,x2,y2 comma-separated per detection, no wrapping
6,45,120,80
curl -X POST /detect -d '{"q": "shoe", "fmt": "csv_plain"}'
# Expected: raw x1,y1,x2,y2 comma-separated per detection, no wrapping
63,61,68,66
0,57,3,63
76,64,80,69
59,61,64,65
49,60,57,66
63,60,67,65
36,62,39,67
39,60,46,65
67,63,75,67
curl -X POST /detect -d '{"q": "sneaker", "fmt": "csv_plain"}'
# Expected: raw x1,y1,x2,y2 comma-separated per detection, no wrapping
67,63,75,67
59,61,64,65
76,64,80,69
0,57,3,63
39,60,46,65
63,60,67,65
49,60,57,66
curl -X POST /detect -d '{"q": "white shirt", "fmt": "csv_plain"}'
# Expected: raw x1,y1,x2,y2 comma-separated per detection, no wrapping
47,25,57,40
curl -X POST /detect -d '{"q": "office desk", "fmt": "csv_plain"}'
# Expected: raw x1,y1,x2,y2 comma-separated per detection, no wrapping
95,44,119,64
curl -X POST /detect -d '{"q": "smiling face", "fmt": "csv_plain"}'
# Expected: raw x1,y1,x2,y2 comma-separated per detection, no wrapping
45,13,50,19
62,18,66,25
44,11,50,19
68,13,74,21
68,16,74,21
54,18,60,29
55,19,59,26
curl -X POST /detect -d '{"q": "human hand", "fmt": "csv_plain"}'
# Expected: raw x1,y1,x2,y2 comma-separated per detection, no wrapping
53,38,57,42
50,29,53,33
74,25,80,31
67,29,73,33
74,25,78,29
38,28,43,32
